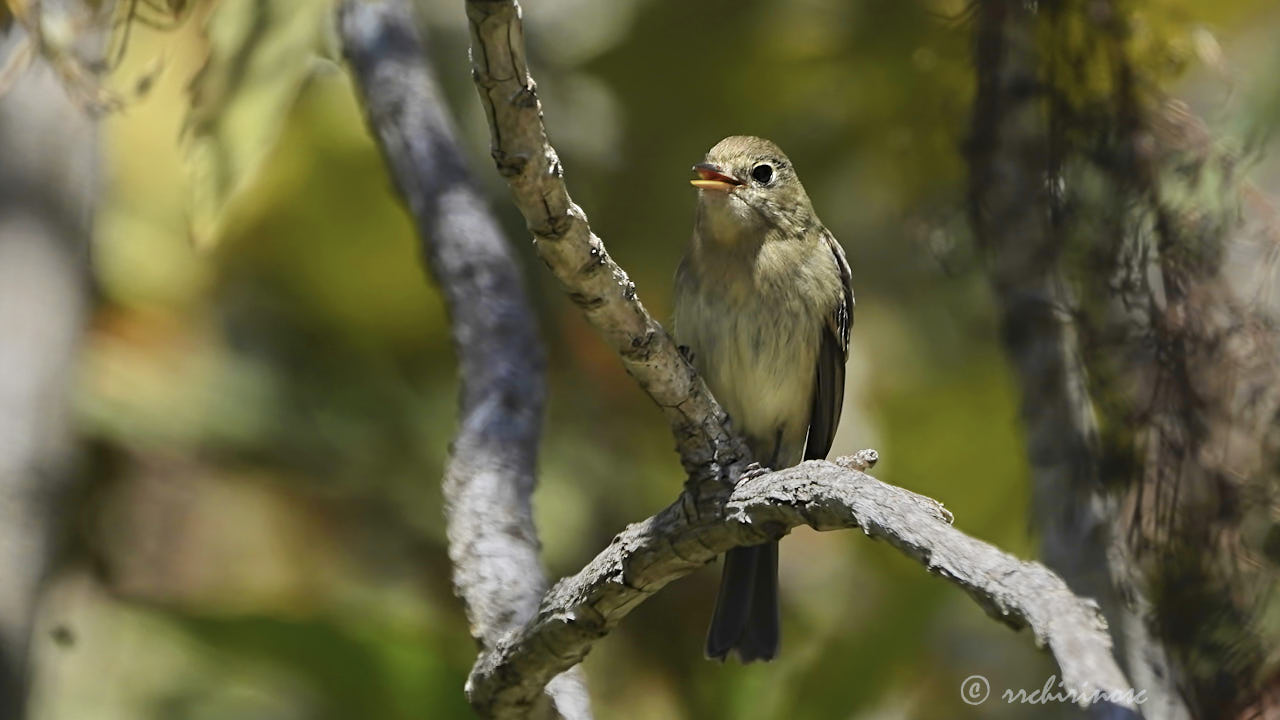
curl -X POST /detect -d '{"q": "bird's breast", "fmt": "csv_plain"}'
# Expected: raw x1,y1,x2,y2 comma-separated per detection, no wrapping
673,265,822,465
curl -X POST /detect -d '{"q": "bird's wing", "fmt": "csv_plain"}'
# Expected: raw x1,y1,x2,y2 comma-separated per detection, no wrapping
803,230,853,461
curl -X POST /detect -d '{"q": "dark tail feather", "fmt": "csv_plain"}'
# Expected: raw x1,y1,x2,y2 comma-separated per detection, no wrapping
705,542,780,662
738,541,779,660
706,545,758,660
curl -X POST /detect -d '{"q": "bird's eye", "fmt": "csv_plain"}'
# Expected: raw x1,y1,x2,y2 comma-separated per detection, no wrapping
751,163,774,185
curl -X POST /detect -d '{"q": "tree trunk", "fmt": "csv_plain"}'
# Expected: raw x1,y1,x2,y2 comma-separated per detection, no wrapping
968,2,1280,717
0,56,95,717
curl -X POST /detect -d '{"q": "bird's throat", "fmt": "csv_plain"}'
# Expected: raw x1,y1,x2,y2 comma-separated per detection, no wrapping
695,195,762,249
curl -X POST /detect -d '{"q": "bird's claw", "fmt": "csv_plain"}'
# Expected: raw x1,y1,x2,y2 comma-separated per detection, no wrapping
678,344,695,364
737,461,771,484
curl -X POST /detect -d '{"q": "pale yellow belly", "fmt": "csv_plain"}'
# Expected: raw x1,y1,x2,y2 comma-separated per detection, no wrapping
674,286,819,467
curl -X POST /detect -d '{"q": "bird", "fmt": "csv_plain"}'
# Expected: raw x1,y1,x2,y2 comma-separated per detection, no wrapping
673,135,853,662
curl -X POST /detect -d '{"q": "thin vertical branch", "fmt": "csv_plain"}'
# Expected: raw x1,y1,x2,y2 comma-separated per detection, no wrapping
464,0,753,503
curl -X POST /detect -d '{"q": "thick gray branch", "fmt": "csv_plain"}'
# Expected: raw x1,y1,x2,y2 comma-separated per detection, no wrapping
337,2,588,718
0,44,95,717
468,457,1139,717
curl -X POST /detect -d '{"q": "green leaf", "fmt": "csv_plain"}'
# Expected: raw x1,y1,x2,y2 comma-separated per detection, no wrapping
183,0,333,248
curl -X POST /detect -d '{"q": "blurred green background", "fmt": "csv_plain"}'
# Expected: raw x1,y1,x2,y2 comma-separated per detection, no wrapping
21,0,1280,718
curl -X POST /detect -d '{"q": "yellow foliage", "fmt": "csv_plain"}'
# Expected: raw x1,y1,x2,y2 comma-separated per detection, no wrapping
182,0,333,248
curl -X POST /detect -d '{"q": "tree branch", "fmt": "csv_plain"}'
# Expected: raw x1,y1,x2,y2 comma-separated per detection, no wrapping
463,0,752,501
0,44,95,717
337,2,589,718
468,455,1140,716
459,1,1139,717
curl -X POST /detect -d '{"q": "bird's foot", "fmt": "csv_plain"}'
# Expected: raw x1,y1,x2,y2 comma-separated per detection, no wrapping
678,344,695,364
736,461,772,485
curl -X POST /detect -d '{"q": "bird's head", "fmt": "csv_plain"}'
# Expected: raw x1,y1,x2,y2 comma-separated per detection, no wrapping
690,135,814,245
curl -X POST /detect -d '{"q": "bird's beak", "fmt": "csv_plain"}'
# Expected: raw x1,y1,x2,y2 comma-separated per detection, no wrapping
690,163,742,192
